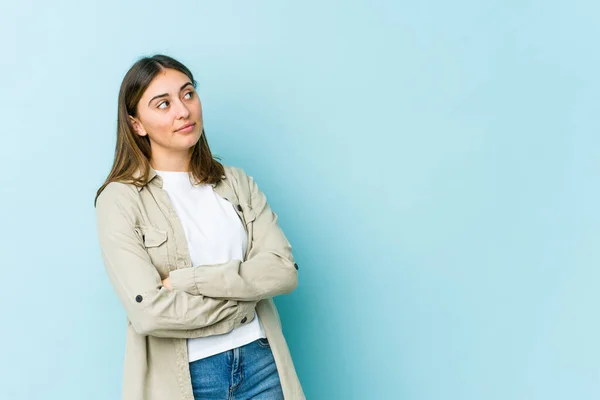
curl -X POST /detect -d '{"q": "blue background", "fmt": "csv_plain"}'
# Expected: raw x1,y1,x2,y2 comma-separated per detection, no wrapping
1,1,599,399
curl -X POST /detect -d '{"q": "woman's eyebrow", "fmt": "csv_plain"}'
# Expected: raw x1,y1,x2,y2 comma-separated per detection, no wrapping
148,82,194,106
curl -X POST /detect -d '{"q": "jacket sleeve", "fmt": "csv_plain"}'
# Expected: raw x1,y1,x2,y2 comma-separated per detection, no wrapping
169,170,298,301
95,183,256,338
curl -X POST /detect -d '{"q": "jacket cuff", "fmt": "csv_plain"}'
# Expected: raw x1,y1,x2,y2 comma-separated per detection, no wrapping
169,268,200,295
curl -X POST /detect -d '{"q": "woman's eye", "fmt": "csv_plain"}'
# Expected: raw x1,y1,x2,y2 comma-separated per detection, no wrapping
184,91,194,100
158,101,169,109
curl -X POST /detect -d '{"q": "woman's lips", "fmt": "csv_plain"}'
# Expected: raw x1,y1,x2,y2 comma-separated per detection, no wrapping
176,122,195,133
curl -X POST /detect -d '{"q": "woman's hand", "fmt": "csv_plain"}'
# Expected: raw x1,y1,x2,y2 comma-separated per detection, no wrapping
162,277,172,291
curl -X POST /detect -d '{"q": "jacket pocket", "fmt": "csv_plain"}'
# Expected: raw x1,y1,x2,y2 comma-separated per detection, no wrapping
242,204,257,225
139,225,167,247
135,225,169,275
240,204,256,262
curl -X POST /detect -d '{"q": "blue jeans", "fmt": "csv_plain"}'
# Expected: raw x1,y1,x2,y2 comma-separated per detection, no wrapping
189,338,284,400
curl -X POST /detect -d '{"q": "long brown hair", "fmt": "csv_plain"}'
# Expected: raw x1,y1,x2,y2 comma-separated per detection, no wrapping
94,54,225,206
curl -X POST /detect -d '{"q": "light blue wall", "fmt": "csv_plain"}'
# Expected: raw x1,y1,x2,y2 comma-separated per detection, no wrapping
1,1,599,399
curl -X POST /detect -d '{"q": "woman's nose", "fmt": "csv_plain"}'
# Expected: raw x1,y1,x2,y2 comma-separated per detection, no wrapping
174,100,190,118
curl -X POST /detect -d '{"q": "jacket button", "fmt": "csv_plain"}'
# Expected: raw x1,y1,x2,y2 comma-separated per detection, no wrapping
294,263,299,270
135,295,143,303
241,317,247,324
236,204,243,212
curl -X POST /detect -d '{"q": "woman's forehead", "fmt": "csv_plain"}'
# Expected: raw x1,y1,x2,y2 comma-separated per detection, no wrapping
144,69,190,97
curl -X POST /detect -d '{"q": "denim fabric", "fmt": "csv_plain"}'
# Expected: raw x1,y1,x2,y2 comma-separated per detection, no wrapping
189,338,284,400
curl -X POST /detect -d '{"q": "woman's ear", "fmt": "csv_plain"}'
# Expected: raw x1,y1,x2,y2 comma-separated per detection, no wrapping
129,115,147,137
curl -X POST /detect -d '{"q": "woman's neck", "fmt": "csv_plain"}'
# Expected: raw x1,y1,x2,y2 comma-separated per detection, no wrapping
150,150,192,172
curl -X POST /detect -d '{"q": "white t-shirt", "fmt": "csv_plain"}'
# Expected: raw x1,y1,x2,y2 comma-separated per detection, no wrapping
155,170,265,362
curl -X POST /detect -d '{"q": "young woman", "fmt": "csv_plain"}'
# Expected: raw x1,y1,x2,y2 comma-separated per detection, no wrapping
94,55,304,400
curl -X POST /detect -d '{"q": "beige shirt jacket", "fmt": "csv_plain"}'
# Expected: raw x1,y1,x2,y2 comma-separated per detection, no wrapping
95,165,305,400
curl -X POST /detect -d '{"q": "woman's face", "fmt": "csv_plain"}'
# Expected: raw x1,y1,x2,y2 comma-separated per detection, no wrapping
129,68,203,157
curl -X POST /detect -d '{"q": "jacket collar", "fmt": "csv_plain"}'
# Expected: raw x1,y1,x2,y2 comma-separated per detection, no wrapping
132,167,233,200
132,167,159,192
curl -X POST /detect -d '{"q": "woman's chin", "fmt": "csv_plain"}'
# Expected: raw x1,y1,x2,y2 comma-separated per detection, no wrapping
184,132,202,148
